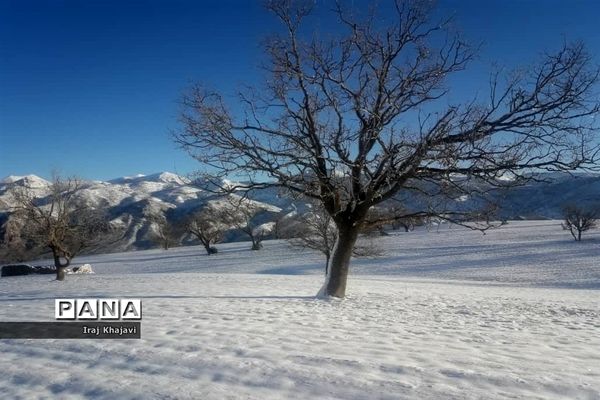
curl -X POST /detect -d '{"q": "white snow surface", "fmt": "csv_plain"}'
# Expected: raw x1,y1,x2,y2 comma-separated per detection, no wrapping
0,220,599,399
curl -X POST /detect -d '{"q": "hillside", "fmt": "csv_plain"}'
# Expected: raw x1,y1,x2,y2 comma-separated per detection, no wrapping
0,172,286,253
1,172,600,254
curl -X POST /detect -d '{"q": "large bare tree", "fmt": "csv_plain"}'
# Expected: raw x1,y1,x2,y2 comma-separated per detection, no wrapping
175,0,599,297
10,175,112,281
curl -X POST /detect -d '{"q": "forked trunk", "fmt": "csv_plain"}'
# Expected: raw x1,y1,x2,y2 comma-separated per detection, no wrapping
320,224,360,298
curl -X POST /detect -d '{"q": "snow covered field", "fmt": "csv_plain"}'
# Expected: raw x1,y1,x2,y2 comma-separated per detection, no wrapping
1,220,599,399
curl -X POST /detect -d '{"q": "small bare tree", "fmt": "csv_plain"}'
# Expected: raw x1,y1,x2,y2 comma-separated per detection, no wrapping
9,175,112,281
221,196,276,250
396,218,415,232
289,202,384,273
383,204,418,232
562,204,598,241
146,209,181,250
176,0,600,297
288,204,337,272
273,208,299,239
186,206,227,254
0,215,29,262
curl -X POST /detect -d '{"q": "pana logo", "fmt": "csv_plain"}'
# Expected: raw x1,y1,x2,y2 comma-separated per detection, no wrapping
55,299,142,320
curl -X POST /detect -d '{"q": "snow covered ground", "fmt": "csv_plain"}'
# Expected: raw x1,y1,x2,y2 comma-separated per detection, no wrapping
1,220,599,399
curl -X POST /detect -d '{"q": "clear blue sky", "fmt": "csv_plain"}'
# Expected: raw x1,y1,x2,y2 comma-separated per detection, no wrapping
1,0,599,181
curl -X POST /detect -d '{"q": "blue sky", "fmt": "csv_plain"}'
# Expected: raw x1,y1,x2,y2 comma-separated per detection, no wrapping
1,0,599,181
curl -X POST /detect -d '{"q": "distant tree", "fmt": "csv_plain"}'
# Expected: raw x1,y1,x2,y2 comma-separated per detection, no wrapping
0,215,29,262
368,203,424,233
186,206,227,255
389,206,423,232
222,196,275,250
288,204,337,272
176,0,600,297
147,210,182,250
9,175,113,281
273,208,299,239
288,202,383,274
562,205,598,241
273,213,288,239
396,218,415,232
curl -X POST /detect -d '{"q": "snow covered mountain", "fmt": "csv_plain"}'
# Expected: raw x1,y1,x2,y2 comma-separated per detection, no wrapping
1,171,599,253
0,172,287,252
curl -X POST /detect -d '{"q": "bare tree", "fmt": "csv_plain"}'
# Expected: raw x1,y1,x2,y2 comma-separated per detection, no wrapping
562,204,598,241
221,196,277,250
9,175,112,281
273,207,300,239
382,203,419,232
186,206,227,254
273,213,289,239
0,214,30,262
146,209,181,250
175,0,599,297
288,202,384,273
396,218,415,232
288,203,337,272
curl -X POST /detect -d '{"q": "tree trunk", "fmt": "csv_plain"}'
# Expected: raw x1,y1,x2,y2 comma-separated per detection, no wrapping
569,227,577,241
251,237,262,250
322,224,360,298
56,266,66,281
52,249,71,281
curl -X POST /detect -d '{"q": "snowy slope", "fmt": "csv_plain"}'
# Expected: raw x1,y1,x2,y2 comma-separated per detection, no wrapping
45,219,599,289
0,221,598,399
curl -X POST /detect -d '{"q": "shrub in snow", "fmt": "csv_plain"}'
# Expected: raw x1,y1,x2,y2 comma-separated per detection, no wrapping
1,264,58,277
67,264,94,274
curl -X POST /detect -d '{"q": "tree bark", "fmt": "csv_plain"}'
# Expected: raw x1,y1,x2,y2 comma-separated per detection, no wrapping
203,243,218,255
324,224,360,298
56,266,66,281
251,237,262,250
52,248,71,281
